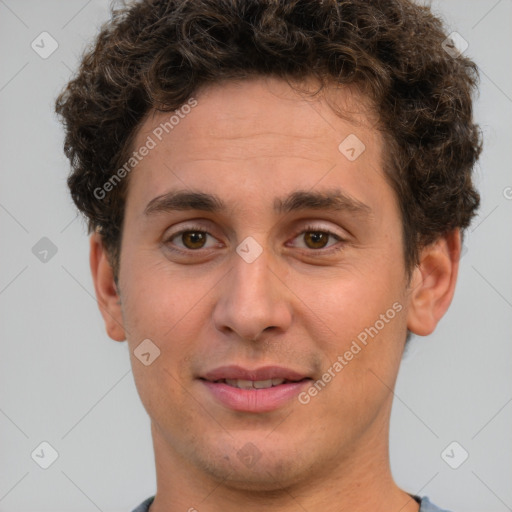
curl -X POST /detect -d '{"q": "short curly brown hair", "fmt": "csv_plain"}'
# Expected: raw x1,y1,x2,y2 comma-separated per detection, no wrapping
55,0,481,281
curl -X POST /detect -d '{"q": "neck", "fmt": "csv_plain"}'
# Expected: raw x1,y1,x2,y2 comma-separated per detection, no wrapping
147,414,419,512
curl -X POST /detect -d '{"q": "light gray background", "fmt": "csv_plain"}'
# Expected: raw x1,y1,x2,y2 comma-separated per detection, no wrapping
0,1,511,511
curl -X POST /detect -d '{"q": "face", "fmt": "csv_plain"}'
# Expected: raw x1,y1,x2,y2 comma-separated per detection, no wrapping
97,77,446,491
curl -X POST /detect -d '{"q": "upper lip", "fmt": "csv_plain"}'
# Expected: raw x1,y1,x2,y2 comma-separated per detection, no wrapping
201,365,310,382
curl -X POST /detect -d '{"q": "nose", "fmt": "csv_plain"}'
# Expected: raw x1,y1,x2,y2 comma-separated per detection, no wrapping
212,248,293,342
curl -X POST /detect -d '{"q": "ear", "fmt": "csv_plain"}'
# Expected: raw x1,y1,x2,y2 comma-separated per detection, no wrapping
89,232,126,342
406,229,461,336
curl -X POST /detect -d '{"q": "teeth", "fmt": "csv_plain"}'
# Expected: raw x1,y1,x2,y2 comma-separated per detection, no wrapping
227,379,254,390
224,378,286,389
253,379,273,389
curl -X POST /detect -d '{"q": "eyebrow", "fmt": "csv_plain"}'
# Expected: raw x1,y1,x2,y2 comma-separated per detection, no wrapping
143,188,372,217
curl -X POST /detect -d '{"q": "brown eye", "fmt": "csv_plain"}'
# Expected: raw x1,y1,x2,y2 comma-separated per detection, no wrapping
288,225,344,253
303,231,330,249
180,231,207,249
165,225,221,254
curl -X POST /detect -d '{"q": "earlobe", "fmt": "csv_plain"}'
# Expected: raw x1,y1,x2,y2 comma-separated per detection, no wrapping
406,229,461,336
89,232,126,342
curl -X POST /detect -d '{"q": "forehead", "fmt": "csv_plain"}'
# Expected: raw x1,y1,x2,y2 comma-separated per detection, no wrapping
143,77,376,148
124,77,389,218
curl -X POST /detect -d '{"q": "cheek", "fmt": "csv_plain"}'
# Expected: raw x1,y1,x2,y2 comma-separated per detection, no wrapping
122,266,208,423
294,267,407,400
119,252,216,382
130,358,193,438
119,252,206,341
303,310,406,443
293,265,403,342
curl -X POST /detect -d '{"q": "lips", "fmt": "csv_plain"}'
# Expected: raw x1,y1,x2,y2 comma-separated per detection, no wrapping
199,365,312,412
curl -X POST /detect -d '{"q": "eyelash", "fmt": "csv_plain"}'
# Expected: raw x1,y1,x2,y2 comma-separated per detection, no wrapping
164,223,346,256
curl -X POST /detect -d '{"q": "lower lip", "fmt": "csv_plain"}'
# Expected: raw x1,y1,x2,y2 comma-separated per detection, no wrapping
200,380,311,412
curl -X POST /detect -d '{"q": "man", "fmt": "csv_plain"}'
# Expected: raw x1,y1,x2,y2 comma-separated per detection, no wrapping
55,0,481,511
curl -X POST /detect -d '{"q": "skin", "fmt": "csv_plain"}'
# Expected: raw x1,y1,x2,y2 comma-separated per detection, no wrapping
90,77,461,512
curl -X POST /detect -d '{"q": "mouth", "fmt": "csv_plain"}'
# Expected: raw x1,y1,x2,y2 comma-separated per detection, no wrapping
206,377,308,390
198,365,313,412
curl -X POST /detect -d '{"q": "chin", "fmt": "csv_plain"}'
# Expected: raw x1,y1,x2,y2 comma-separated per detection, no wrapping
205,459,306,493
193,439,313,492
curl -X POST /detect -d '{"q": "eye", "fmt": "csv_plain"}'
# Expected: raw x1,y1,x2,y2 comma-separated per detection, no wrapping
165,226,220,251
164,223,345,255
289,224,345,251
